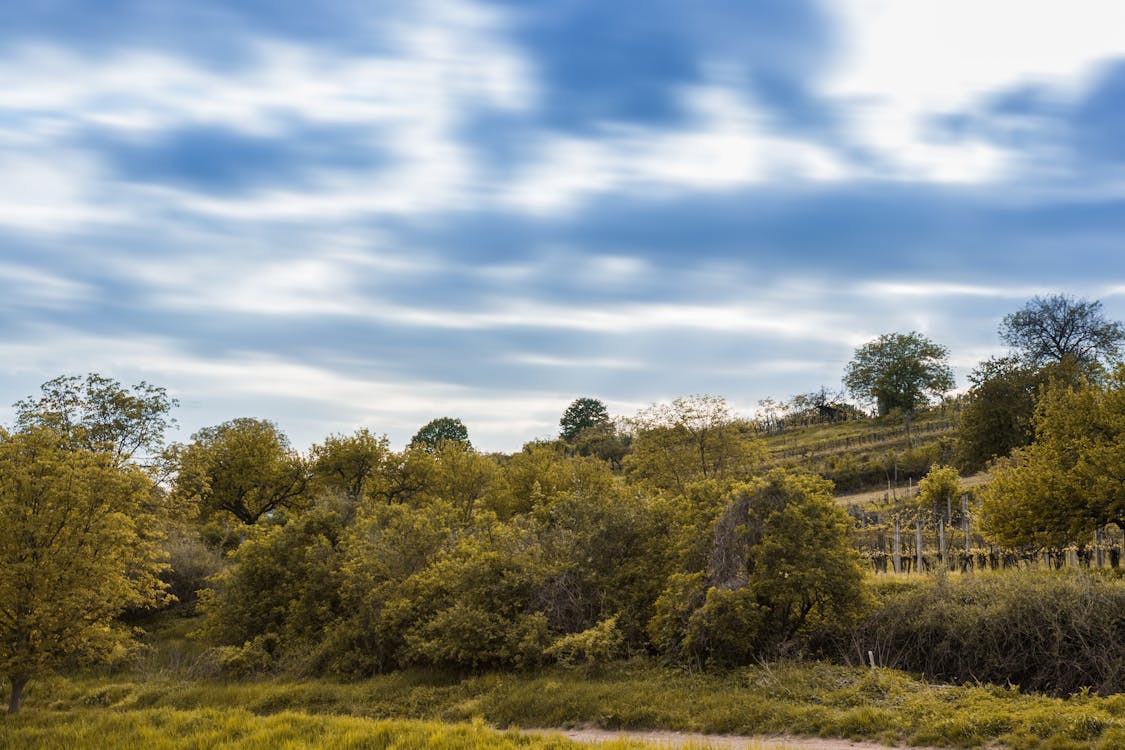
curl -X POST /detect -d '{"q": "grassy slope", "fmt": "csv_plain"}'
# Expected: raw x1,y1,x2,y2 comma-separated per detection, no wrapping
12,662,1125,749
758,406,962,499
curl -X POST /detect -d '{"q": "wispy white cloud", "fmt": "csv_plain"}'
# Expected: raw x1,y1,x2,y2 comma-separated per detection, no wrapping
856,281,1048,299
821,0,1125,182
0,262,93,308
505,354,645,370
503,82,848,213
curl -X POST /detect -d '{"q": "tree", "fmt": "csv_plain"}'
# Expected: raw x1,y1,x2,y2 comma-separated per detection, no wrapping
999,294,1125,367
917,464,961,522
0,428,169,713
310,429,390,504
843,332,954,416
559,397,610,442
625,396,762,494
410,417,470,452
430,440,497,522
13,373,177,468
980,368,1125,549
955,356,1086,472
170,418,308,526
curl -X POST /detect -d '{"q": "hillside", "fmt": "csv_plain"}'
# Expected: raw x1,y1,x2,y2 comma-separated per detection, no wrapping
758,402,961,496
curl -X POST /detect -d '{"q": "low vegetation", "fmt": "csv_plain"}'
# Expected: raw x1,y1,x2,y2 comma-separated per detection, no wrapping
7,661,1125,749
0,710,650,750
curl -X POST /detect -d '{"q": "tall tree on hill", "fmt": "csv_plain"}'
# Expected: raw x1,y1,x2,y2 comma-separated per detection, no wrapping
1000,294,1124,368
559,397,611,442
410,417,470,453
843,332,954,417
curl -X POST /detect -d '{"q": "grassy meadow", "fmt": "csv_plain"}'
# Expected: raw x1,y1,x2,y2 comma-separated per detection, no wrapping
5,659,1125,749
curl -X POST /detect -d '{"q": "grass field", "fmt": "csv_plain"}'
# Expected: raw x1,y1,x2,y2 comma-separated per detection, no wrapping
0,710,664,750
9,661,1124,749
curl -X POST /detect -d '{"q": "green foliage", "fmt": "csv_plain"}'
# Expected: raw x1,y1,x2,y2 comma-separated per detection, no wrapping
915,464,960,515
198,503,346,675
161,531,224,611
981,367,1125,548
401,520,553,670
558,397,610,442
624,395,763,493
955,356,1043,472
955,355,1087,473
0,708,640,750
170,418,308,526
12,373,177,467
329,499,459,675
310,429,389,504
544,616,625,667
430,441,498,522
0,428,170,713
650,471,867,667
843,331,954,416
846,571,1125,696
1000,293,1125,367
568,423,629,469
489,443,614,518
410,417,470,452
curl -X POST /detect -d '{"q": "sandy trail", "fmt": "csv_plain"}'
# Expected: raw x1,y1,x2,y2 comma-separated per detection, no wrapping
529,727,940,750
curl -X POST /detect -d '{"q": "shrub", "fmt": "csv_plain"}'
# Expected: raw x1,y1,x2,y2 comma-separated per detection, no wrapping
844,570,1125,695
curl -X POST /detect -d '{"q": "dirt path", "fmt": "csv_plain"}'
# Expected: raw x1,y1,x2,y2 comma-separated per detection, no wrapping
529,727,941,750
832,471,990,508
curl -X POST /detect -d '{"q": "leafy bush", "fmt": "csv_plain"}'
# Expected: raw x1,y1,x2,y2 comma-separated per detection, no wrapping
649,470,868,667
545,617,625,667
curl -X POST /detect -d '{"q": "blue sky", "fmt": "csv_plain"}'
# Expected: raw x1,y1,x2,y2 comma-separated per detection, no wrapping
3,0,1125,452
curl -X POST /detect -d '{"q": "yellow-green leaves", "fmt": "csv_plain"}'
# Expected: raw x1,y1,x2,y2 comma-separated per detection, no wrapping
0,428,170,713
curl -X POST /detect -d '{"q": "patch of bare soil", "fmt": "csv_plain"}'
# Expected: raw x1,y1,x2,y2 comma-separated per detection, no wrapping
528,727,945,750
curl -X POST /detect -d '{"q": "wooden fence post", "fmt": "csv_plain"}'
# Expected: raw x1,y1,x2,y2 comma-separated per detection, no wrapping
938,517,946,568
916,519,924,573
962,494,970,553
893,516,901,574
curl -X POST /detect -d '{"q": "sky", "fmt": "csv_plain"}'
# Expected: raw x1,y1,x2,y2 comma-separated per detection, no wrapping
3,0,1125,452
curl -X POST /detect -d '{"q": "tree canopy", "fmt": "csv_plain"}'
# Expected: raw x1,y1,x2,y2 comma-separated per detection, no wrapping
310,429,390,504
624,395,762,493
13,374,177,468
955,356,1086,472
999,294,1124,367
559,397,611,442
170,418,308,526
981,367,1125,549
410,417,470,452
843,332,954,416
0,428,169,713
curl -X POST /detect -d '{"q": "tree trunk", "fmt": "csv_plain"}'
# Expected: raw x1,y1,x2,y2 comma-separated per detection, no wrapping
8,674,29,715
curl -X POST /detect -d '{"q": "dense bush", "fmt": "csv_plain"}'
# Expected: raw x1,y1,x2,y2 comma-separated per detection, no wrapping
649,472,868,668
843,570,1125,695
